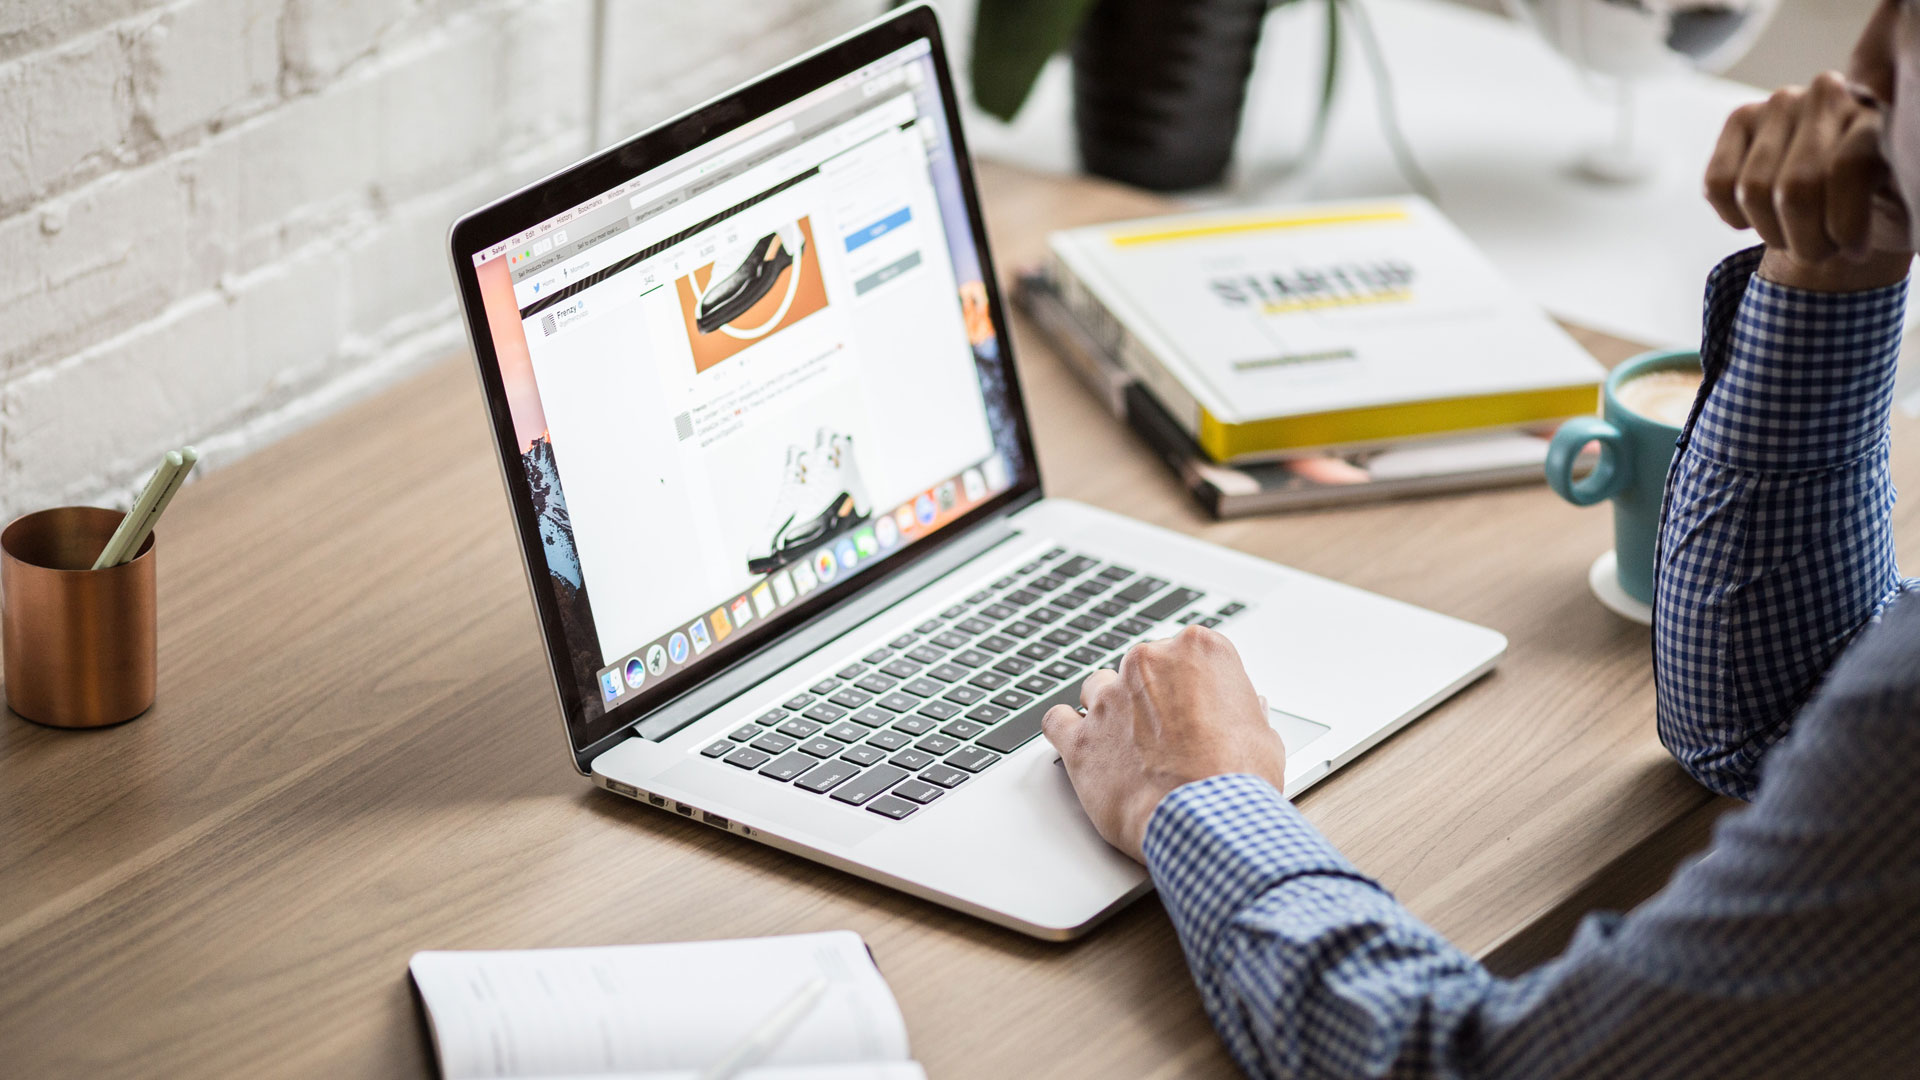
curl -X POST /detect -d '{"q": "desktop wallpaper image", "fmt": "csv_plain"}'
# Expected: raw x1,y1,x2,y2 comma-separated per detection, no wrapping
477,255,607,722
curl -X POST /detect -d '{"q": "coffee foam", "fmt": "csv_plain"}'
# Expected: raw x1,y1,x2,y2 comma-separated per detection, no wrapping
1615,368,1701,427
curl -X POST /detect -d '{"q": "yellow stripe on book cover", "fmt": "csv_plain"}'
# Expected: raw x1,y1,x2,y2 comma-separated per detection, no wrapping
1106,208,1411,248
1196,383,1602,463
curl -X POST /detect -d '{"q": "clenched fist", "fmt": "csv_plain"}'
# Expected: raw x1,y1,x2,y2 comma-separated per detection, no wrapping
1043,626,1286,862
1705,71,1914,293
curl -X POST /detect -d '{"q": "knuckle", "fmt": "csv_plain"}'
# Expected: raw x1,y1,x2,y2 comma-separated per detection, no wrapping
1131,642,1161,672
1811,70,1848,97
1128,645,1162,687
1082,671,1113,704
1768,86,1801,108
1736,178,1771,207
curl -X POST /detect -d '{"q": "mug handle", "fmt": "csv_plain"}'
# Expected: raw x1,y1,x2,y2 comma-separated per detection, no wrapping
1546,415,1629,506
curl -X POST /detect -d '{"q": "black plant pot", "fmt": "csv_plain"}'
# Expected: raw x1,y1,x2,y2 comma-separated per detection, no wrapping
1072,0,1269,192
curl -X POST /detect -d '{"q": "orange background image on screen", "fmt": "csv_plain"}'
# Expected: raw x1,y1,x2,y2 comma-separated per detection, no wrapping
476,256,550,453
675,217,829,373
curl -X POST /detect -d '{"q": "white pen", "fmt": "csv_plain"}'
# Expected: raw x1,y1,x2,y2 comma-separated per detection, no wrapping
106,446,198,568
696,975,829,1080
93,451,184,570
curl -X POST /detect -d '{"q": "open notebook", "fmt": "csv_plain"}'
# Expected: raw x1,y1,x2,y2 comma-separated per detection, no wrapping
409,931,923,1080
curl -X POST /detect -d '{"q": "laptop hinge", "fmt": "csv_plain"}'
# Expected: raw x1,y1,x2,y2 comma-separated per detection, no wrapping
580,505,1038,765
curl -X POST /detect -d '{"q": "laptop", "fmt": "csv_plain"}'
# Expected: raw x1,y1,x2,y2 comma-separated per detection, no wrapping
448,3,1506,940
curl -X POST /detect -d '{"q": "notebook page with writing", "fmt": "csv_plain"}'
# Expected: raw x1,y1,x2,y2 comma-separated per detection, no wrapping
410,931,912,1079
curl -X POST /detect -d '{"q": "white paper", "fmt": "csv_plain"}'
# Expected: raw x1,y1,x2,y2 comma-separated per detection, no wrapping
409,932,912,1080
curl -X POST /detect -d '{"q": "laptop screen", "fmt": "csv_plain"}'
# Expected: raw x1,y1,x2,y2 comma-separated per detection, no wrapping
459,24,1033,753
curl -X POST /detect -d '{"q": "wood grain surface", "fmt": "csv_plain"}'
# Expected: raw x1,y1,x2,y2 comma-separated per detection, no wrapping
3,162,1914,1078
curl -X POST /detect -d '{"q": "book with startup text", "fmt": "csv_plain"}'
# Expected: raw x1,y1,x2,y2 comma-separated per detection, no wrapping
1044,198,1605,463
1014,272,1590,518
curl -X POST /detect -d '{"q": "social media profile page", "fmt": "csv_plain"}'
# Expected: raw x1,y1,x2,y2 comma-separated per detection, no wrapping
521,78,1007,703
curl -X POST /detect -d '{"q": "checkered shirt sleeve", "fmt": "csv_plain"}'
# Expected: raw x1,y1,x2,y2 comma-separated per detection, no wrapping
1653,246,1918,800
1143,251,1920,1078
1148,655,1920,1078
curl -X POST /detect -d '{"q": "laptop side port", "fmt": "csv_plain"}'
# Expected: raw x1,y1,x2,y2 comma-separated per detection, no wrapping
648,793,668,808
701,811,730,829
605,779,638,798
675,802,694,816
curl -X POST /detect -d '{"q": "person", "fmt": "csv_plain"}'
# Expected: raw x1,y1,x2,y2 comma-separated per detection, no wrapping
1043,3,1920,1076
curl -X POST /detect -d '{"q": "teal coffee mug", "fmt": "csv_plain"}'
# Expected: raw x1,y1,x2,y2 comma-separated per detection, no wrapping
1544,349,1703,620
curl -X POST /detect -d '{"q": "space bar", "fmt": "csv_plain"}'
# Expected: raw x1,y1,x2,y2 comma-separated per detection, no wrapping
977,682,1087,755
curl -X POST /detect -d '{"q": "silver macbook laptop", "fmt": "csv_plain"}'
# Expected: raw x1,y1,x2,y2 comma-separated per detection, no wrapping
448,3,1505,939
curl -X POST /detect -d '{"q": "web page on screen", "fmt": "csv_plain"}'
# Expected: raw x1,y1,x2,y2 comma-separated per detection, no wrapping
469,42,1023,735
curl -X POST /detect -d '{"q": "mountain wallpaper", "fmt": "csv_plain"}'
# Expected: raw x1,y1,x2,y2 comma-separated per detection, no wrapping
523,434,606,720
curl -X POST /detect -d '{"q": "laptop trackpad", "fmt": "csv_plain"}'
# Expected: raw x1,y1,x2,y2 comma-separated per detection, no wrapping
1046,707,1329,764
1270,707,1331,759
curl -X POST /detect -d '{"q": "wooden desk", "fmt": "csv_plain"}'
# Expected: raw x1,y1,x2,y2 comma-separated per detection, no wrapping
3,164,1913,1078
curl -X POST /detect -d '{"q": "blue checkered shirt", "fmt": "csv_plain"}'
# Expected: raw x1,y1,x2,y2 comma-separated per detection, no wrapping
1144,247,1920,1079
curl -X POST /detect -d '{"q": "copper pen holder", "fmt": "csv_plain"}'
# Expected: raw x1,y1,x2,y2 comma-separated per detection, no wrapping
2,507,156,728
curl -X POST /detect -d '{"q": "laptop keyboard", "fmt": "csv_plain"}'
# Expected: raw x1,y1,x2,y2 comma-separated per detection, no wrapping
695,546,1248,821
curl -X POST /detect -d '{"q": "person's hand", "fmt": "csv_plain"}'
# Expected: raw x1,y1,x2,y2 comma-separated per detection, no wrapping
1042,626,1286,862
1705,71,1914,293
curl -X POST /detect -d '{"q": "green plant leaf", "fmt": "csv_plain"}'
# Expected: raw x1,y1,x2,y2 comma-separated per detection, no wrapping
970,0,1104,122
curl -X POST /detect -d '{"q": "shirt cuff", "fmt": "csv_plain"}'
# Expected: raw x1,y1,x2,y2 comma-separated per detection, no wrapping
1143,774,1385,965
1690,250,1908,471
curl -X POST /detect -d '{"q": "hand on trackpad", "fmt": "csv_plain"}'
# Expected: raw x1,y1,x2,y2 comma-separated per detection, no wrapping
1268,707,1331,758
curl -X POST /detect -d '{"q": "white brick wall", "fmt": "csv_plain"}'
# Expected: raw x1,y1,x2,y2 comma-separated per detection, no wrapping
0,0,876,521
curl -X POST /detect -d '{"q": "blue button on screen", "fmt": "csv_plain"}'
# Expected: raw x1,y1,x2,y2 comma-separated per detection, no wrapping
845,206,912,252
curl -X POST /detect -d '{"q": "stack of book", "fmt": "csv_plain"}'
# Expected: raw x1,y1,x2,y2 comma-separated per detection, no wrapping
1016,198,1606,517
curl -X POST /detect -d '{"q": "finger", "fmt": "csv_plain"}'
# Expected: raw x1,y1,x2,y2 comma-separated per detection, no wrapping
1829,111,1892,256
1040,703,1083,753
1079,668,1119,711
1737,92,1801,249
1706,104,1759,228
1775,76,1851,261
1868,189,1913,254
1195,622,1243,664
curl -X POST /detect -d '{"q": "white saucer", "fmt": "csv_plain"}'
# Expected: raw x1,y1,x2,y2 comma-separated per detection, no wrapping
1588,550,1652,625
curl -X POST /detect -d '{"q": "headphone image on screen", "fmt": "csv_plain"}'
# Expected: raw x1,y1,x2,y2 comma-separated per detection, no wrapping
694,221,808,338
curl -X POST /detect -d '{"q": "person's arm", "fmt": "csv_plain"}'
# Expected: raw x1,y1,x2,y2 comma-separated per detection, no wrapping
1650,245,1916,801
1143,775,1495,1079
1145,593,1920,1078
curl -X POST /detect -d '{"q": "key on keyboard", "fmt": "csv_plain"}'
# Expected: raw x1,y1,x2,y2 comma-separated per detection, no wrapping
830,764,909,805
977,681,1088,754
794,760,859,793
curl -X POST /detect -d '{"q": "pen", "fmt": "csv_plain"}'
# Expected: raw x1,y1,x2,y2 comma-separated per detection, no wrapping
93,451,186,570
695,975,829,1080
113,445,198,566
